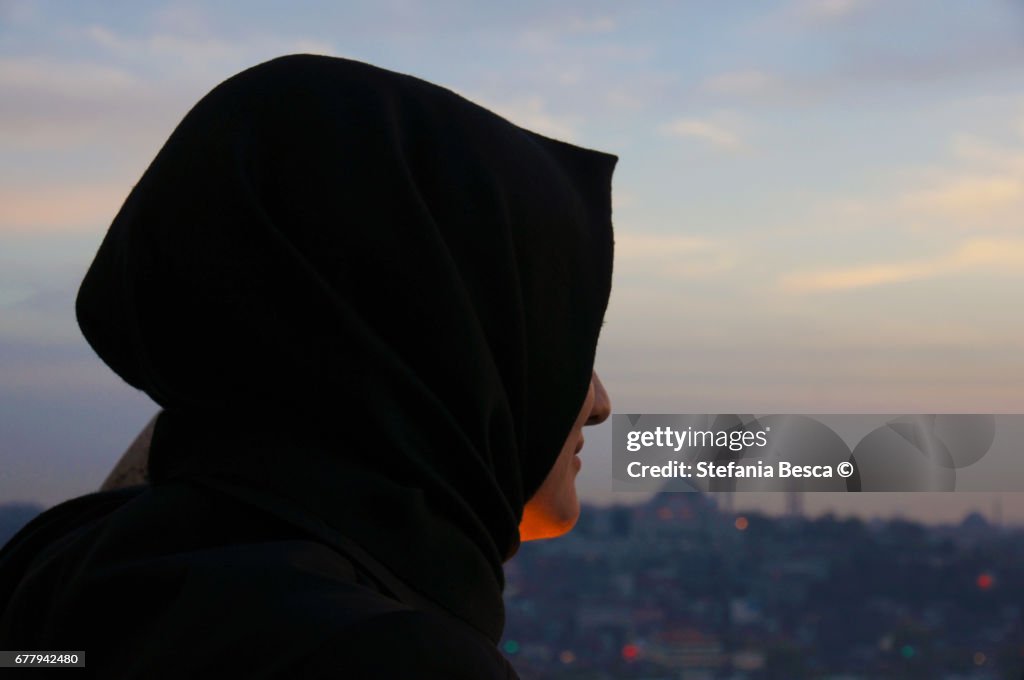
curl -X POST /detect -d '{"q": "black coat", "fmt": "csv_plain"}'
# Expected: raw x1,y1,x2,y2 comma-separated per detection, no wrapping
0,482,516,678
0,53,615,677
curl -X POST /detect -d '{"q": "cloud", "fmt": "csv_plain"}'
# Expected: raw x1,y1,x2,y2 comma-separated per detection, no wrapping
951,133,1024,173
660,116,743,150
82,24,245,70
779,238,1024,292
794,121,1024,239
602,87,646,112
151,3,213,36
0,21,342,154
701,70,778,97
566,16,616,34
707,4,1023,107
458,92,578,141
0,56,136,96
0,56,169,151
74,22,338,78
901,175,1024,218
615,232,738,281
889,130,1024,230
0,181,129,232
513,11,649,65
792,0,873,22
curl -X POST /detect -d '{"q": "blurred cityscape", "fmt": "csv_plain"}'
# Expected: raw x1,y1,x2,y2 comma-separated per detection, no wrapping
502,493,1022,680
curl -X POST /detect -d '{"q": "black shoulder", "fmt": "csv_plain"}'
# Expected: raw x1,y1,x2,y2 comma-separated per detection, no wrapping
299,609,519,680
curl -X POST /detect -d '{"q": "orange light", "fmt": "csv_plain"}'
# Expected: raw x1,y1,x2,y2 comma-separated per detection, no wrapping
977,572,994,590
622,644,639,661
559,650,575,664
657,507,672,520
735,516,749,531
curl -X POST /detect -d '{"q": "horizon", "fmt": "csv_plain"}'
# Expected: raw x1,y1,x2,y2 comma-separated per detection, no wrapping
1,484,1019,531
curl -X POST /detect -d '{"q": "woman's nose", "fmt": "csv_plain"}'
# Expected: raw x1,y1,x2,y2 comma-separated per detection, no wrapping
587,372,611,426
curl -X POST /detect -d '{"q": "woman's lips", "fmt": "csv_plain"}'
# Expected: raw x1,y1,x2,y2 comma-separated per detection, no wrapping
574,437,584,454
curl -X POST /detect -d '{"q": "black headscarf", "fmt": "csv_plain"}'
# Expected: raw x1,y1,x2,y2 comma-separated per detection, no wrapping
75,54,615,643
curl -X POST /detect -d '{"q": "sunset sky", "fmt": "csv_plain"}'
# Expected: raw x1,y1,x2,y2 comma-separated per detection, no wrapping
2,0,1023,522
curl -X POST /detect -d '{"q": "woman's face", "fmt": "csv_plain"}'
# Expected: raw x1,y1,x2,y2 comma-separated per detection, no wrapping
519,372,611,541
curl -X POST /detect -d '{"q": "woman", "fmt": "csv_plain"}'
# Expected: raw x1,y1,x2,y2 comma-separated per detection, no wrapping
0,54,615,677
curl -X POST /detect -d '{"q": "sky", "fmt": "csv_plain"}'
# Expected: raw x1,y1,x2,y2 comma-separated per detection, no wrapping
1,0,1024,523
